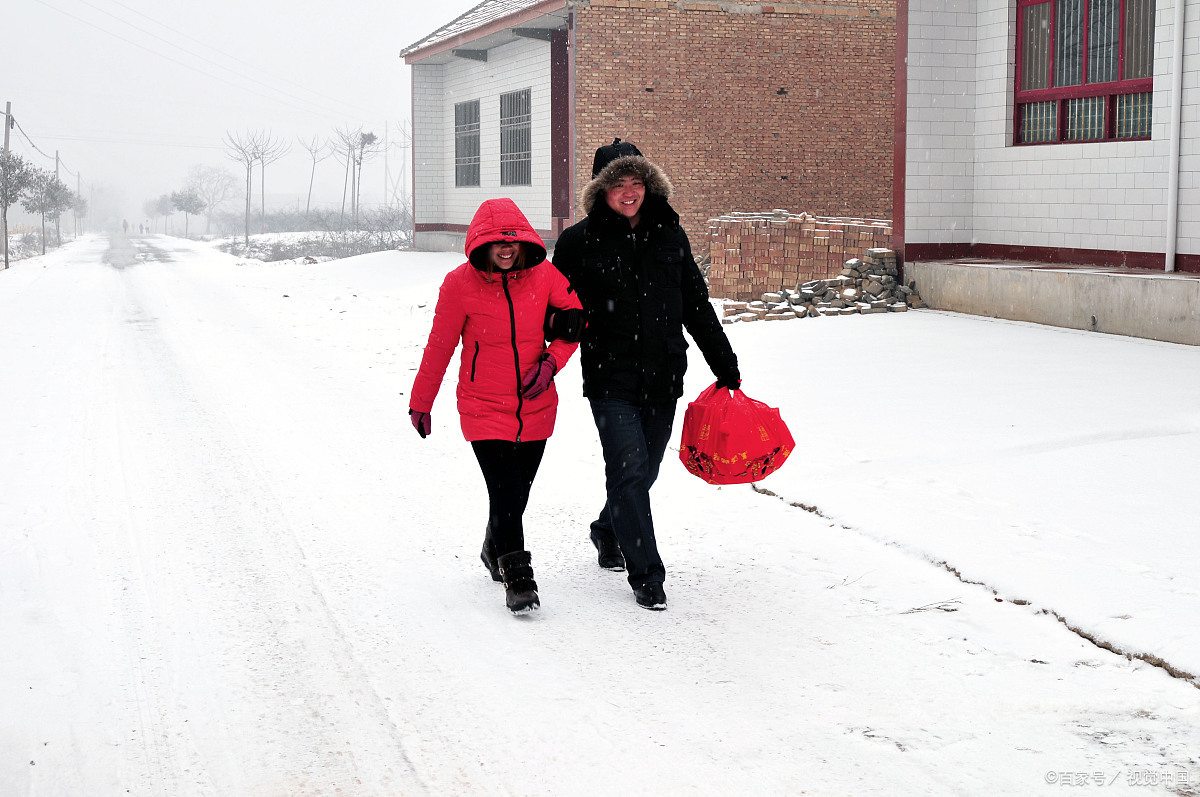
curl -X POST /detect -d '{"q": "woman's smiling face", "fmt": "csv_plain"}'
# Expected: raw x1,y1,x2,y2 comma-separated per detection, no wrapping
489,241,520,270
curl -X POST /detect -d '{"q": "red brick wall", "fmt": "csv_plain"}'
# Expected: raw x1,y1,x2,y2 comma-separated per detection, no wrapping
707,211,893,301
572,0,895,251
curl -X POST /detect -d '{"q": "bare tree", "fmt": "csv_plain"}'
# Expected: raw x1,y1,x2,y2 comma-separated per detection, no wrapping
330,127,381,229
353,131,380,227
298,135,331,226
331,126,358,229
257,133,290,232
1,151,35,269
385,118,412,210
225,130,264,246
186,165,237,235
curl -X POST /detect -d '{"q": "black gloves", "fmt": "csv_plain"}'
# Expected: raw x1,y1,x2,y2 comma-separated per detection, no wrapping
715,367,742,391
544,306,586,343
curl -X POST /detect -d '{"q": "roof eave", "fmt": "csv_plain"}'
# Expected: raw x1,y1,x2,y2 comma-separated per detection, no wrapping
401,0,568,64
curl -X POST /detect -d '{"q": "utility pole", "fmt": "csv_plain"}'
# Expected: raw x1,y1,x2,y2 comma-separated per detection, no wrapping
55,150,62,245
3,101,11,268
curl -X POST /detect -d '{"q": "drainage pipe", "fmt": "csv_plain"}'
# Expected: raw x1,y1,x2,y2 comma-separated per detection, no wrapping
1166,0,1186,272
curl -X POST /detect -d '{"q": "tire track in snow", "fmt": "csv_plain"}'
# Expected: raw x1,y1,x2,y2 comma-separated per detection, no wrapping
95,239,430,795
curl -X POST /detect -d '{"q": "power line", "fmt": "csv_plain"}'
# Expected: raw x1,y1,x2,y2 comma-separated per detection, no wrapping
100,0,375,120
57,157,79,179
34,132,225,151
33,0,369,123
12,117,56,161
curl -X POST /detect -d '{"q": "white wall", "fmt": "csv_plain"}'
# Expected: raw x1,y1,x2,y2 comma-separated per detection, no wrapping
1172,0,1200,255
906,2,977,245
907,0,1200,258
411,37,554,236
413,63,446,226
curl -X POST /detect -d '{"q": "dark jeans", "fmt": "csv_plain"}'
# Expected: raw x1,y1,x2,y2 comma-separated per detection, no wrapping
471,439,547,558
588,398,677,588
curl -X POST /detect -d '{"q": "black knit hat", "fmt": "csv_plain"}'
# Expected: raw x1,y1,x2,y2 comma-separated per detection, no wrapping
591,137,642,177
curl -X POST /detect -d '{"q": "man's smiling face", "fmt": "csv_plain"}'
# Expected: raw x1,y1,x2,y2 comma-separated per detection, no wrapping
604,176,646,225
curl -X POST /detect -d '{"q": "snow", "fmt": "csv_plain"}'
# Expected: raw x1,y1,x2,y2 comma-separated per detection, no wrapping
2,234,1198,796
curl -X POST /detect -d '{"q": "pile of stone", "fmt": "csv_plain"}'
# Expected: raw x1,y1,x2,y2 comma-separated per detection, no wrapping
719,248,926,323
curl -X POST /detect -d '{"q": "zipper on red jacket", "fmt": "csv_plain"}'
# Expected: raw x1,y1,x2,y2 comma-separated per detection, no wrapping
501,272,524,441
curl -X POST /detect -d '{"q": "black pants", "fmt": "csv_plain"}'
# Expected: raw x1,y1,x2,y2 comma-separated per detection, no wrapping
588,399,675,588
471,439,547,558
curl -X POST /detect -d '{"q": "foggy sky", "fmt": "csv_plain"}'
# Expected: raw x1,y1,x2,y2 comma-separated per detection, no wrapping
3,0,480,227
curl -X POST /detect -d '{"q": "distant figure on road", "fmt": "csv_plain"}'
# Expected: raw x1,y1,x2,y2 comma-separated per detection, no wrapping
122,219,128,234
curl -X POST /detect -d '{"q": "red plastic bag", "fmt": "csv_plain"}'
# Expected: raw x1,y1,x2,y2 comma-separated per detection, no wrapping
678,383,795,485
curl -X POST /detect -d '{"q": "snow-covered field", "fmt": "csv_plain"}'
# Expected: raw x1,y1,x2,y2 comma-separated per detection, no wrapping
2,233,1198,796
3,231,44,263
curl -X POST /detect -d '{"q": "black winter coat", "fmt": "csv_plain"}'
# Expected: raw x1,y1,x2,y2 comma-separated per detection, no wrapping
553,194,738,403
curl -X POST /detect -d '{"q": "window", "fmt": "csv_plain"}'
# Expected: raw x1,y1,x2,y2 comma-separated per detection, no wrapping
455,100,480,187
499,89,532,186
1015,0,1155,144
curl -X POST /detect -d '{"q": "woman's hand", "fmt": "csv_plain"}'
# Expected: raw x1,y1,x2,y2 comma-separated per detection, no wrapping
521,353,558,400
409,409,431,438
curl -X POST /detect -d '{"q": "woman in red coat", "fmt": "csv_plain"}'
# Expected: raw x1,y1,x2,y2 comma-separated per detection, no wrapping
409,198,582,615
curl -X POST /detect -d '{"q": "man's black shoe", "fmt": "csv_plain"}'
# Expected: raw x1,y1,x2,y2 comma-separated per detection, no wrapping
591,535,625,571
634,582,667,610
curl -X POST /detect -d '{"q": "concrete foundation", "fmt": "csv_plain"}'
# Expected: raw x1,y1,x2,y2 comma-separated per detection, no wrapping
414,231,562,260
414,231,467,257
907,260,1200,347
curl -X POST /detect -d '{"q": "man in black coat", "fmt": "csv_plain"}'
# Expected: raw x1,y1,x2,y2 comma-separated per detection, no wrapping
552,139,741,610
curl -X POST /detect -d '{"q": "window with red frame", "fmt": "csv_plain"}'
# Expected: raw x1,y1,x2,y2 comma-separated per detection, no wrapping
1016,0,1155,144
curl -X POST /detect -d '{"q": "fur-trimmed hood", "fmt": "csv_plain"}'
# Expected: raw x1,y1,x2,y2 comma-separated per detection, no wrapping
579,155,674,216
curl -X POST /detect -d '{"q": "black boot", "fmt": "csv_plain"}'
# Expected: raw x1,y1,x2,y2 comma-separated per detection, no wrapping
590,533,625,571
497,551,540,615
480,532,502,582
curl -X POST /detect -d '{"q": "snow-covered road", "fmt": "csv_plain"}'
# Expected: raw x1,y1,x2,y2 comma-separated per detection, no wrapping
2,235,1197,796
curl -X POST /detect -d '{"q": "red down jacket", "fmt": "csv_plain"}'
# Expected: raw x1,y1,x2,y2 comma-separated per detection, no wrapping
409,198,582,442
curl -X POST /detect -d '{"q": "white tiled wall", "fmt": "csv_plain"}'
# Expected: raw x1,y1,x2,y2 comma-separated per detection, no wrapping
410,38,554,233
412,64,445,223
906,5,977,244
906,0,1200,258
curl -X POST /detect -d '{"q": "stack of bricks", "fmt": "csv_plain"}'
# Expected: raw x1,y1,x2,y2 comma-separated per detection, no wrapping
706,210,893,302
718,247,926,323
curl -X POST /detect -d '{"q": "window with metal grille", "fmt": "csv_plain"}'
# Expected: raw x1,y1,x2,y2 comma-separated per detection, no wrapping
499,89,532,186
455,100,480,187
1015,0,1154,144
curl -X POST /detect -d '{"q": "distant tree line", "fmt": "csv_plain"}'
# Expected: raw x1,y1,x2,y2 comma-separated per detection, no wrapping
134,124,412,259
218,126,393,246
212,203,413,261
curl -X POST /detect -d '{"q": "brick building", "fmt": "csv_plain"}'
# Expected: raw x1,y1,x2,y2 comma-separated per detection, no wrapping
401,0,896,254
